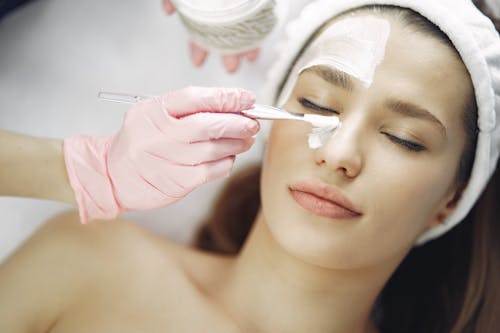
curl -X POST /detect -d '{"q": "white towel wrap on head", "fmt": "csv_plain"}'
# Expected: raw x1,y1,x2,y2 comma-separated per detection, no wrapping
261,0,500,245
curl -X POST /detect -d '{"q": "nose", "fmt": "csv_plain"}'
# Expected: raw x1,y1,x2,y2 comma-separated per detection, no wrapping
313,118,364,178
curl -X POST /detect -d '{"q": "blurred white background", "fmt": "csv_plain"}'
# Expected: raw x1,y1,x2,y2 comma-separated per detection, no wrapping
0,0,310,262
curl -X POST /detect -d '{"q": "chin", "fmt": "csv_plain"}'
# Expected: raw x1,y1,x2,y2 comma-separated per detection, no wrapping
263,210,360,268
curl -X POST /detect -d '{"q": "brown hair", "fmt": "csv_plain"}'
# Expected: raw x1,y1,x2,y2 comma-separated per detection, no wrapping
474,0,500,31
194,4,500,333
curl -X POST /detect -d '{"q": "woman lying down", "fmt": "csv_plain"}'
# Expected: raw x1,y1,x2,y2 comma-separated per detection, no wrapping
1,0,499,332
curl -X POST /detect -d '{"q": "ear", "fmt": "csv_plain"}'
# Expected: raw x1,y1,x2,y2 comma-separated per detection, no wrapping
428,185,465,228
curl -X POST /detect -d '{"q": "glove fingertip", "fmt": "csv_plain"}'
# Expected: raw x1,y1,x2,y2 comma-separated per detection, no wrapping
238,89,256,109
243,119,260,135
209,155,235,181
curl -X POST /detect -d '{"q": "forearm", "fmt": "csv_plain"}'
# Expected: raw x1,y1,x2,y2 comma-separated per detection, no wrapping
0,130,76,204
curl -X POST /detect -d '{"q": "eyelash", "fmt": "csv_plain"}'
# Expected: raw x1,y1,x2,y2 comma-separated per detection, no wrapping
298,97,339,115
298,97,427,153
383,133,426,152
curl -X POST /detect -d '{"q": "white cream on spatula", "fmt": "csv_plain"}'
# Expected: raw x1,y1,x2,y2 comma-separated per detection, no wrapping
305,115,340,149
96,93,340,149
242,104,340,149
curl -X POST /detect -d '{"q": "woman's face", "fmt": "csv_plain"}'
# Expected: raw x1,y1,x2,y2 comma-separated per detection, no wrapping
260,14,474,269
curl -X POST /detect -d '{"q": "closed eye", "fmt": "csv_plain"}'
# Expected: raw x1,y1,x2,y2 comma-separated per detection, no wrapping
298,97,339,115
383,132,426,152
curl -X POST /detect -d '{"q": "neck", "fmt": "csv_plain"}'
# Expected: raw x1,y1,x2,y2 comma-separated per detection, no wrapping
213,211,400,333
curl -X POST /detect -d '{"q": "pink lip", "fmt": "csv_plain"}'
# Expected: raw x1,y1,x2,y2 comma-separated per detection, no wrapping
288,180,362,219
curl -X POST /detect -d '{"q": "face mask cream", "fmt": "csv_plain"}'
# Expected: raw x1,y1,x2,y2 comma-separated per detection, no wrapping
241,104,340,149
298,16,391,87
275,16,390,148
306,115,340,149
277,16,391,107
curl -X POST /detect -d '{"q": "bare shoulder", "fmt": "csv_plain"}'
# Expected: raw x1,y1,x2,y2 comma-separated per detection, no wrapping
27,211,197,277
0,210,207,332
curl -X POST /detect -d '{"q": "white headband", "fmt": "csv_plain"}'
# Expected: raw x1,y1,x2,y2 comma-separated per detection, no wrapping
261,0,500,245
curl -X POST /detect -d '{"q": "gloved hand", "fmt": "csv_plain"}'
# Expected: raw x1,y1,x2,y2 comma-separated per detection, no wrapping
64,86,259,223
162,0,261,73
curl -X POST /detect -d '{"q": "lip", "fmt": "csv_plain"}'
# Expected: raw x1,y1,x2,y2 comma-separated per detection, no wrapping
288,180,362,219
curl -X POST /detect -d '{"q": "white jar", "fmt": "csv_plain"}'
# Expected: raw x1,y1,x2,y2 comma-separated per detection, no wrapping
172,0,288,53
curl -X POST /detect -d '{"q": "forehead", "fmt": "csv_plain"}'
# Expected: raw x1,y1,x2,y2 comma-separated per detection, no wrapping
306,12,473,122
315,12,465,81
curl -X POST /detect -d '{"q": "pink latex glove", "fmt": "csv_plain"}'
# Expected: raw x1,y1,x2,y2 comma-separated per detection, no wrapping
162,0,261,73
64,87,259,223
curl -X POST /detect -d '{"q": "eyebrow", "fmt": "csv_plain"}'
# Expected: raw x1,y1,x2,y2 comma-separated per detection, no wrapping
301,65,447,137
302,65,355,91
384,99,447,138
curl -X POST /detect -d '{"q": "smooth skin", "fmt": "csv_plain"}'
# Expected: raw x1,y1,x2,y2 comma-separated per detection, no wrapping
0,130,76,204
0,13,474,333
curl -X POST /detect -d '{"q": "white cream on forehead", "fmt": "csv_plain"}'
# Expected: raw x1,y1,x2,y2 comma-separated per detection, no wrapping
278,16,391,106
277,16,391,149
298,16,391,87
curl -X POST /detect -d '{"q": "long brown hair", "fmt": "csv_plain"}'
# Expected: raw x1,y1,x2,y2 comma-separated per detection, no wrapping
194,4,500,332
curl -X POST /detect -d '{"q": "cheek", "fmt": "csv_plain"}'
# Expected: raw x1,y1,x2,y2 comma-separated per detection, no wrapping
365,150,458,241
260,120,462,269
333,155,459,268
260,121,316,238
263,121,311,167
262,122,306,207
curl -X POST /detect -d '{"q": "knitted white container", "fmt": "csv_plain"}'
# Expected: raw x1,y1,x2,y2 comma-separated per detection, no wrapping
172,0,288,53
